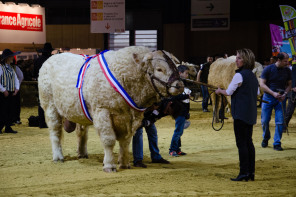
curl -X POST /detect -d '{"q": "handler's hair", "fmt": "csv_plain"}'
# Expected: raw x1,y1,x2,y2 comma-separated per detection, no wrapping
277,52,289,61
178,65,189,73
236,48,255,70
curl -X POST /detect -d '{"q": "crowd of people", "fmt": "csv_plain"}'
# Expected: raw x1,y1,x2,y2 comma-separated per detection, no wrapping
0,44,295,182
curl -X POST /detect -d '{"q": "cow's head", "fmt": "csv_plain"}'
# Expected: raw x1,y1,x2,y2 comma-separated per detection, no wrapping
133,50,184,98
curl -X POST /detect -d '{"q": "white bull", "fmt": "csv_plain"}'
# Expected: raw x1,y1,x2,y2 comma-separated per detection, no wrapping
38,46,183,172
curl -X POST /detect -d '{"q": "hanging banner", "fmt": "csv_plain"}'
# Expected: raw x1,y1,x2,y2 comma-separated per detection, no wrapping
90,0,125,33
270,24,292,58
279,5,296,65
0,3,45,44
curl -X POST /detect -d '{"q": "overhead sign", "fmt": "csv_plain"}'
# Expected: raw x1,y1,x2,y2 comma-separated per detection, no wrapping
191,0,230,31
0,3,45,44
90,0,125,33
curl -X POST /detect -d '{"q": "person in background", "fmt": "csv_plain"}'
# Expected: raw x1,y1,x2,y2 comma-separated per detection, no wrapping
197,56,213,112
284,59,295,132
169,65,191,157
0,49,21,134
33,42,54,128
262,58,270,69
216,48,258,181
270,56,277,64
12,59,24,124
260,52,291,151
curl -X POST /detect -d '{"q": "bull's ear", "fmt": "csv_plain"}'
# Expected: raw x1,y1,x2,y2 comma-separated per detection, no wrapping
171,54,180,64
132,53,141,65
133,52,152,72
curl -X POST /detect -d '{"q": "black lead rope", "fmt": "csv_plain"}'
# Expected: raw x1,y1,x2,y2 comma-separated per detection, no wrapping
212,93,226,131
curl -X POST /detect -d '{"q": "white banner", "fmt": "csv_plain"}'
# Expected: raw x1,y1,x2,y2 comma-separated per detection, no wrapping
0,3,46,44
191,0,230,31
90,0,125,33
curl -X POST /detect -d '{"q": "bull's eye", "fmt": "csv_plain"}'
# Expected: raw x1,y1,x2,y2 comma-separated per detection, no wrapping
157,68,163,72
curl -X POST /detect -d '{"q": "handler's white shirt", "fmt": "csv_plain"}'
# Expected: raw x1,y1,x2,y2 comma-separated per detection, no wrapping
0,64,20,93
226,73,260,96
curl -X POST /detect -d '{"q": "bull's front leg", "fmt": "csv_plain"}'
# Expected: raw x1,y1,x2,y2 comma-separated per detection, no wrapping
93,109,117,172
76,124,89,158
118,136,132,169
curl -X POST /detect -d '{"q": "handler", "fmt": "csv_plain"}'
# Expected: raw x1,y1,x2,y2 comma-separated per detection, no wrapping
260,52,291,151
216,48,259,181
133,99,183,168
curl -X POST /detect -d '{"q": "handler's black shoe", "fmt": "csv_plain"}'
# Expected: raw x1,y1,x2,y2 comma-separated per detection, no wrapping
5,129,17,134
134,161,147,168
0,130,2,134
152,158,170,164
261,139,268,148
273,145,283,151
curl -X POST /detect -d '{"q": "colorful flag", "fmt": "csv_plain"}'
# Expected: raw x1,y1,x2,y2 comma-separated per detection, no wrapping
279,5,296,65
270,24,292,58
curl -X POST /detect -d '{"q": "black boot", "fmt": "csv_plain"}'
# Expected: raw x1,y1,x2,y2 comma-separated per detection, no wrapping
249,173,255,181
230,174,249,181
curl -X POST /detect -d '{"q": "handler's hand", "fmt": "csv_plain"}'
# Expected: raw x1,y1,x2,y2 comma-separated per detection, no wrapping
3,90,9,97
272,92,281,99
215,87,221,95
293,87,296,92
278,93,287,102
13,89,19,96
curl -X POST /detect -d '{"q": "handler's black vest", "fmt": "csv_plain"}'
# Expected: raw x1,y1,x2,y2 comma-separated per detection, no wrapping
231,69,258,125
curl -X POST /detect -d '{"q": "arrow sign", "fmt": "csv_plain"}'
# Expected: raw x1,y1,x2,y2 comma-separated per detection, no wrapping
206,3,214,11
105,23,110,29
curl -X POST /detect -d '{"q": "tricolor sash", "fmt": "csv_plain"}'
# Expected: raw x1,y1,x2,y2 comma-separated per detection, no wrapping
97,50,146,112
76,54,98,122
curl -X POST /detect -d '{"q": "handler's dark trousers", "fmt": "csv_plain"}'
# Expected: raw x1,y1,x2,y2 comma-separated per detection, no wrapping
0,92,15,132
233,119,255,175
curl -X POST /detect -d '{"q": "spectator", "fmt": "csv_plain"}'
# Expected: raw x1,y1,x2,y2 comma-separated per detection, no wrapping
0,49,21,134
197,56,213,112
12,60,24,124
260,52,292,151
262,58,270,69
34,43,54,128
270,56,277,64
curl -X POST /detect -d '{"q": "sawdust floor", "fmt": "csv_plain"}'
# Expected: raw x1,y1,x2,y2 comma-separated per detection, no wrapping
0,101,296,197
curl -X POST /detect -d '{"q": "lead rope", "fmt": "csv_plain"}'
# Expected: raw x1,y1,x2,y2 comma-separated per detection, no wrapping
212,93,226,131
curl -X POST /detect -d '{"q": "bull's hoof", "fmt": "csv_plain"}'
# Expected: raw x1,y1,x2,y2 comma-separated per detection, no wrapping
119,165,131,169
103,168,117,173
53,159,64,163
78,155,88,159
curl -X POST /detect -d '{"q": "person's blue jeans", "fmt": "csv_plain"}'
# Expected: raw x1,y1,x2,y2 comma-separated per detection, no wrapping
261,93,286,146
132,123,162,164
201,85,209,110
169,116,186,152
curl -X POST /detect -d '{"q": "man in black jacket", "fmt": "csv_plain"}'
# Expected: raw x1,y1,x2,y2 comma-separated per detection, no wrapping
33,43,54,128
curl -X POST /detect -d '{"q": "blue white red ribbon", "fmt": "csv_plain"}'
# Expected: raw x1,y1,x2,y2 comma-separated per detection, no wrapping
76,54,98,122
97,51,146,112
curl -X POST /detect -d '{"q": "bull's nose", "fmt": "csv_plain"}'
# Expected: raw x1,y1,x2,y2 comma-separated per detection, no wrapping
176,81,184,89
176,81,184,91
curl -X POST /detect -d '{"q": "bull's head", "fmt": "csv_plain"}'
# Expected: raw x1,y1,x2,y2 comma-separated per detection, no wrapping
133,50,184,98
